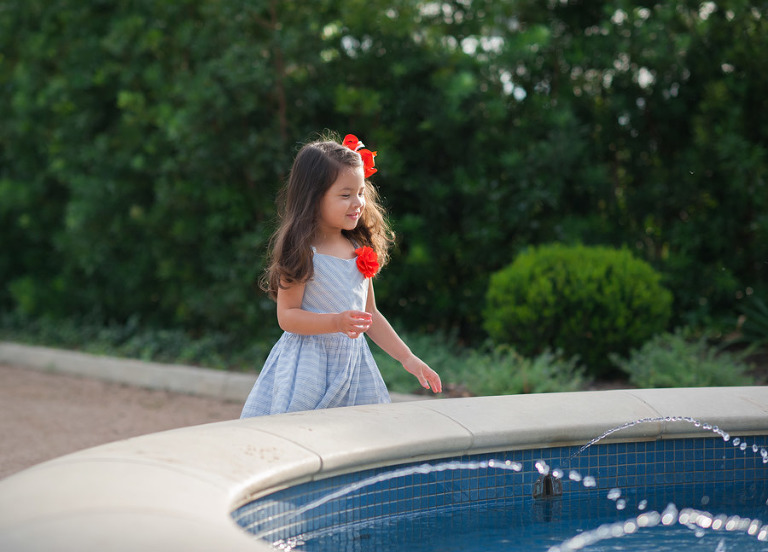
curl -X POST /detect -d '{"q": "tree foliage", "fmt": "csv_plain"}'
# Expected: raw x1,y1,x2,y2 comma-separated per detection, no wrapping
1,0,766,344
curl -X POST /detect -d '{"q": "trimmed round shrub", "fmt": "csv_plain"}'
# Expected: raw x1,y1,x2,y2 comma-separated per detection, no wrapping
484,243,672,377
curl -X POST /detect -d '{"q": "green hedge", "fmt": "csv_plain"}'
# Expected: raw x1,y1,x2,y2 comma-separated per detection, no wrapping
484,244,672,376
1,1,766,343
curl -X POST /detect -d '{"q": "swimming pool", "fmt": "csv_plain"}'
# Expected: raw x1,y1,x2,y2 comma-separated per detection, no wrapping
234,434,768,551
1,387,768,551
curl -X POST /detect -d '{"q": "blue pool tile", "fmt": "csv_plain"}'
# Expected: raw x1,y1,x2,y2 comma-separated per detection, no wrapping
233,434,768,542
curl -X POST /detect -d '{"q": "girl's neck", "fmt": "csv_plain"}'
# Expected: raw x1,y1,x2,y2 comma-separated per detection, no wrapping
313,232,355,258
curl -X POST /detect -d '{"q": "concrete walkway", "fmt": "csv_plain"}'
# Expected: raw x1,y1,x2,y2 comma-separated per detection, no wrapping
0,342,258,403
0,363,243,480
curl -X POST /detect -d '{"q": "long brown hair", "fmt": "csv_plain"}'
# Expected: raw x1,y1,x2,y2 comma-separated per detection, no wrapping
261,134,394,300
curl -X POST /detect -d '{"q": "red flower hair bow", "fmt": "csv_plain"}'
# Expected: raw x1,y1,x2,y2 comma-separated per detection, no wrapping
343,134,378,178
354,246,379,278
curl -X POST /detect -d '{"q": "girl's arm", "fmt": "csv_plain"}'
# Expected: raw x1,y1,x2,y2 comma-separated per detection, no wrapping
364,279,442,393
277,279,372,337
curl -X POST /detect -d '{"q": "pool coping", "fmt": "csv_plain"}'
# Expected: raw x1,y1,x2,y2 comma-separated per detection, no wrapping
1,387,768,551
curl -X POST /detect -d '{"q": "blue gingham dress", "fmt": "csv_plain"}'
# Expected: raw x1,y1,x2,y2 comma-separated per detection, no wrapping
240,249,391,417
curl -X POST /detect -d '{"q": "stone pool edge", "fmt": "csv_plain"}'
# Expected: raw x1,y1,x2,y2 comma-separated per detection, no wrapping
1,387,767,551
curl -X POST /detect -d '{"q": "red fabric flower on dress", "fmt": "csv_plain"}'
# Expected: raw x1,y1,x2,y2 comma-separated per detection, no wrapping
354,246,379,278
343,133,378,178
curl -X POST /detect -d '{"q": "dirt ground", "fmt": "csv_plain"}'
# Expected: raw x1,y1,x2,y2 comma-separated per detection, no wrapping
0,364,243,480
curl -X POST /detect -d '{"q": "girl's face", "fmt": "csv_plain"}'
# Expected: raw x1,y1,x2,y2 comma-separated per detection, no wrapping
317,167,366,236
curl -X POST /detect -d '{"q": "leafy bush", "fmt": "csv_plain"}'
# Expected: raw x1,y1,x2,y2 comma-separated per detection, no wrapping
373,332,585,396
610,328,754,388
737,295,768,349
484,244,673,377
459,345,585,396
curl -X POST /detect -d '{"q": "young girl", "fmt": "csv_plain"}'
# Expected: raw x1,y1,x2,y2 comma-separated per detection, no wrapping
240,132,442,418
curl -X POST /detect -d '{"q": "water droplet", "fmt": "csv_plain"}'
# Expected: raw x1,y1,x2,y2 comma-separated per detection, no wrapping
638,499,648,510
701,495,710,506
733,438,741,446
697,513,713,529
607,488,622,501
740,442,747,451
610,522,624,537
616,499,626,510
552,468,564,479
535,460,550,475
712,514,727,531
681,509,696,525
661,503,679,526
753,444,760,453
703,424,712,430
569,470,582,482
638,512,661,527
583,476,596,488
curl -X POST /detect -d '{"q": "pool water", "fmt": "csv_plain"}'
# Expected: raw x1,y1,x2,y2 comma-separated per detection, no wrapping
293,484,768,551
233,435,768,551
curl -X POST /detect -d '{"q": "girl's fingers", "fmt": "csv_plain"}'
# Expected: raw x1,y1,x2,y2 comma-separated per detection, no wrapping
338,311,371,336
426,370,442,393
401,356,441,393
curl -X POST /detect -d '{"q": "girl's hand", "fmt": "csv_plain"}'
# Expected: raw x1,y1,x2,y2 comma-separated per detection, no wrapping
402,354,442,394
336,310,372,338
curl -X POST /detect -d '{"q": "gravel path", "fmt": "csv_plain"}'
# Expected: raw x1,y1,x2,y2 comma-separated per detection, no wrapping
0,364,243,480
